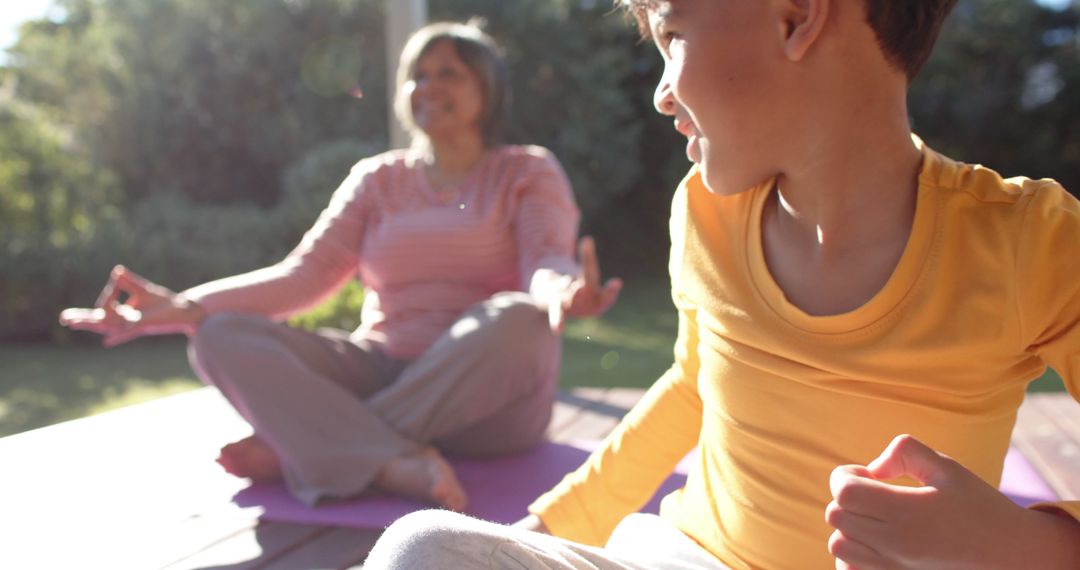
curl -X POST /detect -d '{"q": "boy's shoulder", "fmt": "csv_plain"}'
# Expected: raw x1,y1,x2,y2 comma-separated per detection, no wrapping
947,160,1063,205
927,146,1080,276
925,143,1075,222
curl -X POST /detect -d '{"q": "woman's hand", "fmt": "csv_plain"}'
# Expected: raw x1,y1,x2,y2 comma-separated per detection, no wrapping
59,265,207,347
545,236,622,334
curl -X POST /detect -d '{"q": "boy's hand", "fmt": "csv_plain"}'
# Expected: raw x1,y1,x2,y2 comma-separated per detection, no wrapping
826,434,1080,570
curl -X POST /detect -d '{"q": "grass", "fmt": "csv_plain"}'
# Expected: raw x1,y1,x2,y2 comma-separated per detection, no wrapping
0,278,1068,437
0,338,200,437
559,278,677,389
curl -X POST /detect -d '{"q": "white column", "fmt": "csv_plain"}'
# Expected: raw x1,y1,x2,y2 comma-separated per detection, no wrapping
386,0,428,150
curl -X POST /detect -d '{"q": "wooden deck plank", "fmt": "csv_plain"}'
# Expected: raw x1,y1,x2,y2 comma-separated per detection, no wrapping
129,504,267,569
547,391,591,436
3,386,1076,570
1012,394,1070,501
0,388,255,569
603,387,650,414
1041,391,1080,442
549,388,637,442
1013,393,1080,500
260,526,382,570
161,522,331,570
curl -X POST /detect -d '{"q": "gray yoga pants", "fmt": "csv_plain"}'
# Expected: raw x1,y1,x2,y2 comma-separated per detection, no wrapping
365,511,731,569
187,291,560,505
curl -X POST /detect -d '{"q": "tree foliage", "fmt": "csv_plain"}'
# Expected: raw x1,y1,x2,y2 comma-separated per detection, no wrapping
912,0,1080,191
7,0,389,207
1,0,1078,340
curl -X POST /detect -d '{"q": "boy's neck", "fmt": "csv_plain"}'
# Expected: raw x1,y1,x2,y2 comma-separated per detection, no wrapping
768,57,923,253
760,0,924,252
772,128,922,251
759,85,923,315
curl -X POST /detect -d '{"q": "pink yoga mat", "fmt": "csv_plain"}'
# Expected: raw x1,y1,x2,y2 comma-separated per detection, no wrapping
232,442,1056,528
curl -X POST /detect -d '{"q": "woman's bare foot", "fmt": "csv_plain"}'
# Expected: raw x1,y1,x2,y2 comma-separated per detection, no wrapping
216,435,283,482
374,447,468,511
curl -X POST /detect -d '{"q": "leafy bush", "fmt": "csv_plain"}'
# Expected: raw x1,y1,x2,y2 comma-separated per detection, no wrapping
0,194,290,341
287,280,366,332
7,0,389,208
5,0,1079,340
278,137,384,244
1,137,379,341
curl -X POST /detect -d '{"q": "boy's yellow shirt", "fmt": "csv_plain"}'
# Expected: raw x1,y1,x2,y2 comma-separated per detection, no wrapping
529,140,1080,569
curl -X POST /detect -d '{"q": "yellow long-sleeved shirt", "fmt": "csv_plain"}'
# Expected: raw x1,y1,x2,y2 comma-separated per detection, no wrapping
530,141,1080,569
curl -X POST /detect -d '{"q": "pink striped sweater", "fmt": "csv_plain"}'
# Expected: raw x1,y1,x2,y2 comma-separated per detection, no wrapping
183,145,581,359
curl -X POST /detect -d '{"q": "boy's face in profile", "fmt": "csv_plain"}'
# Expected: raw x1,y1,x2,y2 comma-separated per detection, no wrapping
646,0,795,196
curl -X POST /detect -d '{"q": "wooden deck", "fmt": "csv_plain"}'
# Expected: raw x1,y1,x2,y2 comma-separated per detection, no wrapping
2,388,1076,569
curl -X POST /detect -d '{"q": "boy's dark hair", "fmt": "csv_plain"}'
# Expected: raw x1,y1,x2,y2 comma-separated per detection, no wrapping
615,0,958,81
865,0,958,80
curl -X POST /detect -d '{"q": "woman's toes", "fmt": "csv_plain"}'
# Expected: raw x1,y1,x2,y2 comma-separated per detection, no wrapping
215,435,282,481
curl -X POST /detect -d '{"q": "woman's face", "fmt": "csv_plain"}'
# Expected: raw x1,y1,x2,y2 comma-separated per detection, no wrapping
407,39,485,141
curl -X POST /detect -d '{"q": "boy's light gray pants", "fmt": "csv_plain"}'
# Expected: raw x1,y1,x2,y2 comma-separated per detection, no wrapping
187,291,559,505
365,511,731,569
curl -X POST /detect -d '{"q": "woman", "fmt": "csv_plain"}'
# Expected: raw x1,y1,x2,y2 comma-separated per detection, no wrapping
59,21,621,510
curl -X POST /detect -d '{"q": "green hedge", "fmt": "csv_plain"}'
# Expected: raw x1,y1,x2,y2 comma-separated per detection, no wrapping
1,138,373,341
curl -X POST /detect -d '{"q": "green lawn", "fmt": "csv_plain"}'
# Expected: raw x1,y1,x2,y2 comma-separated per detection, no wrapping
559,279,678,389
0,278,1068,438
0,338,200,437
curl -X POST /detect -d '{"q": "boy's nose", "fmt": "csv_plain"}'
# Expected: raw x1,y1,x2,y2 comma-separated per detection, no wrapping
654,78,676,116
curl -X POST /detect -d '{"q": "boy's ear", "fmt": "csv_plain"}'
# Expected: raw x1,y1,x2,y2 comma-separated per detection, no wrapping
779,0,829,61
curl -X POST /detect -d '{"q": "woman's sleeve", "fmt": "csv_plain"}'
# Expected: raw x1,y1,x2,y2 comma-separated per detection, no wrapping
527,293,703,546
512,149,581,289
181,162,375,321
1015,181,1080,522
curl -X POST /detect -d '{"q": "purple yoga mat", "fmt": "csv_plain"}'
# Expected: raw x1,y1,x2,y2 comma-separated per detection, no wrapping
232,442,1056,528
233,440,688,528
999,446,1058,507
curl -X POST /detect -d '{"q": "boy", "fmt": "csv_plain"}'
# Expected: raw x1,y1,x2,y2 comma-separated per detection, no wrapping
366,0,1080,568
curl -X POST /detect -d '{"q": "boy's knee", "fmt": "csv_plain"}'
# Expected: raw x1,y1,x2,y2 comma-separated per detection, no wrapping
365,510,490,569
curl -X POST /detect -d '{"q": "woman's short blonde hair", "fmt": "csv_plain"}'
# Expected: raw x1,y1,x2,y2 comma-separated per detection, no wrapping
394,20,510,148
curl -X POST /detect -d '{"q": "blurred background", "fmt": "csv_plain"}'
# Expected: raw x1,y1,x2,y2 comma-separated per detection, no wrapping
0,0,1075,437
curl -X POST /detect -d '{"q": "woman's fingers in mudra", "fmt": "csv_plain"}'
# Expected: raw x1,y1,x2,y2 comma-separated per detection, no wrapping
95,265,163,310
59,303,142,347
59,265,170,346
58,306,127,333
